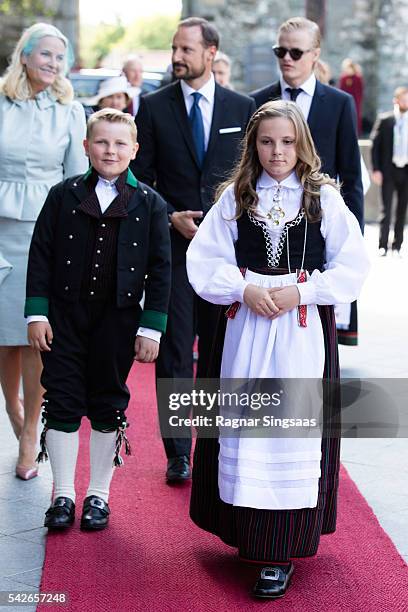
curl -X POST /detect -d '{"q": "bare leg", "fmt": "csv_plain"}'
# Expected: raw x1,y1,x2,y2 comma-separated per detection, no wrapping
0,346,24,439
19,346,44,467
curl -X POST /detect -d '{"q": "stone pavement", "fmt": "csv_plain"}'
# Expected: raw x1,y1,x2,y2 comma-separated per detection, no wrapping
340,223,408,564
0,413,52,611
0,223,406,610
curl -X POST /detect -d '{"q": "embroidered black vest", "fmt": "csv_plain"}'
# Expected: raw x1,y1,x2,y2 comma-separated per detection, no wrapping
235,210,325,272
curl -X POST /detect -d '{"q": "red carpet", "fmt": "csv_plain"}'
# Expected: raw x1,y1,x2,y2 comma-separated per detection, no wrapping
39,363,408,612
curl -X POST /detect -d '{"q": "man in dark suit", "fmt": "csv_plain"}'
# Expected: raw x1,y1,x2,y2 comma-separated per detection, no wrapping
371,86,408,256
131,17,255,481
250,16,363,229
250,16,363,346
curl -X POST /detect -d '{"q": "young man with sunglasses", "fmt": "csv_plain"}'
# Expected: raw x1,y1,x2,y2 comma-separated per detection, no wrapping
250,17,363,348
251,17,363,228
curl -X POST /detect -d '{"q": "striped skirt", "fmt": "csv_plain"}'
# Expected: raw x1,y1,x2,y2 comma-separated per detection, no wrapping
190,305,340,563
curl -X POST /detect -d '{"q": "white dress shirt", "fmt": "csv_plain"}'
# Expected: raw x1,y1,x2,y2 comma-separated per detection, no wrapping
280,73,317,120
128,86,142,117
95,175,119,213
180,74,216,149
393,106,408,168
27,175,161,343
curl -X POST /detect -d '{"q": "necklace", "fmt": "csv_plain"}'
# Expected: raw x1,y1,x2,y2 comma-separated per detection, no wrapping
266,184,285,225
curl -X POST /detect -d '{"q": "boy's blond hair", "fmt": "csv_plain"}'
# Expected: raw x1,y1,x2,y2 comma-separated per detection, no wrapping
86,108,137,142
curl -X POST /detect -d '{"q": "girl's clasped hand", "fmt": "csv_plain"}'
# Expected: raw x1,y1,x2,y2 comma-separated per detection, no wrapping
243,283,300,318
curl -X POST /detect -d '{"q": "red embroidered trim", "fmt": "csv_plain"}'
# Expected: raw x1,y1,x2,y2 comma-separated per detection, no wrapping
297,269,307,327
225,267,247,320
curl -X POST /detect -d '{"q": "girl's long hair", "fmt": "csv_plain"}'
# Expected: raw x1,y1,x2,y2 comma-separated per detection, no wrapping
216,100,338,222
0,22,74,104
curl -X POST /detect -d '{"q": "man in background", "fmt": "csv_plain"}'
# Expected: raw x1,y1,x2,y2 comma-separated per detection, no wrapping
122,55,146,116
213,51,233,89
250,16,363,346
371,86,408,256
132,17,255,482
250,16,363,228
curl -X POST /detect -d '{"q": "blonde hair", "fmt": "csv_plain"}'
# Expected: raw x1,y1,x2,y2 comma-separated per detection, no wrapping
394,86,408,100
86,108,137,142
314,59,331,84
0,22,74,103
278,16,321,49
341,58,362,76
216,100,337,221
213,51,231,67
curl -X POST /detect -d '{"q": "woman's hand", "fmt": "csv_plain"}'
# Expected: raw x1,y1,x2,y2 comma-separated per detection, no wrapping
243,284,280,318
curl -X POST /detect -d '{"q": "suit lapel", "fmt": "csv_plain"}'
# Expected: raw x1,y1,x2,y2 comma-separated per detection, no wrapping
269,82,281,101
169,82,201,168
203,84,226,170
307,80,326,133
70,178,89,204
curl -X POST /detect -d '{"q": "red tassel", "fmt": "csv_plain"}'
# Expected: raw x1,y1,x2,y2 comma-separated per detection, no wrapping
225,301,241,319
225,267,247,320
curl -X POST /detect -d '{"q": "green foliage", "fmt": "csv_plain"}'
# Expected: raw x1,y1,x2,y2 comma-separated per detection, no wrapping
80,13,179,67
0,0,54,16
81,20,125,67
119,14,180,51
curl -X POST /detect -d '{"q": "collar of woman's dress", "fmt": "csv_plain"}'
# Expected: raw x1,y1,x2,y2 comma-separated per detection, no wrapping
11,88,57,109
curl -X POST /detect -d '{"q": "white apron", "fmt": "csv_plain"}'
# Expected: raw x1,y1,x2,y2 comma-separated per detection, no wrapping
218,270,325,510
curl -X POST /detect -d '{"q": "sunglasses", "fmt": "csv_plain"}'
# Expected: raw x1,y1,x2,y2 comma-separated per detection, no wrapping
273,46,313,61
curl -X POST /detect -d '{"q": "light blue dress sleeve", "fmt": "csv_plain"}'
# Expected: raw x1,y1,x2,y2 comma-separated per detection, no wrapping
0,93,89,221
63,101,89,178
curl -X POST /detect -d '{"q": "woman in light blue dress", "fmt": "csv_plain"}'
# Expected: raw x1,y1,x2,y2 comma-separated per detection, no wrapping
0,23,88,478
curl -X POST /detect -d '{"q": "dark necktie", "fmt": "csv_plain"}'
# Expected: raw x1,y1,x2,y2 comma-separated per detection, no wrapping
286,87,303,102
189,91,205,167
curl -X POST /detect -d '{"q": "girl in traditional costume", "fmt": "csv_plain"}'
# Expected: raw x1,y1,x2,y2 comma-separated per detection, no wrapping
186,100,370,599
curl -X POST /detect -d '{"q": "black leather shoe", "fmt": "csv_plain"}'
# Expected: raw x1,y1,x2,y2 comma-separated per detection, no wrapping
166,455,191,482
80,495,110,530
252,563,294,599
44,497,75,529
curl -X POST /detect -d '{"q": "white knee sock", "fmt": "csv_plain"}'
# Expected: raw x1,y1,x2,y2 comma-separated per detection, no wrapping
46,429,79,504
86,429,116,503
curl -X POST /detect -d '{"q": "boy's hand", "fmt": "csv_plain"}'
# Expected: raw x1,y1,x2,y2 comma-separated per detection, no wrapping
134,336,159,363
243,284,280,318
268,286,300,317
28,322,53,351
170,210,203,239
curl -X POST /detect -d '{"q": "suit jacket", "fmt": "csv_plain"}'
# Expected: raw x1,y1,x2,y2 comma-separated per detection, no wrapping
25,170,171,332
131,80,256,258
370,111,395,176
250,80,364,228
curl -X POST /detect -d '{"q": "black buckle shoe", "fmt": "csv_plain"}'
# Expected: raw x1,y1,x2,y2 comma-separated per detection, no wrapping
253,563,294,599
44,497,75,529
166,455,191,482
80,495,110,531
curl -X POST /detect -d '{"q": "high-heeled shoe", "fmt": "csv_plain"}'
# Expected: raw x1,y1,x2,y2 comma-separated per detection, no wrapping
15,465,38,480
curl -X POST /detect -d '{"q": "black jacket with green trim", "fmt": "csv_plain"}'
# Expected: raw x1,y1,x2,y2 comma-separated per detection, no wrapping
25,169,171,333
